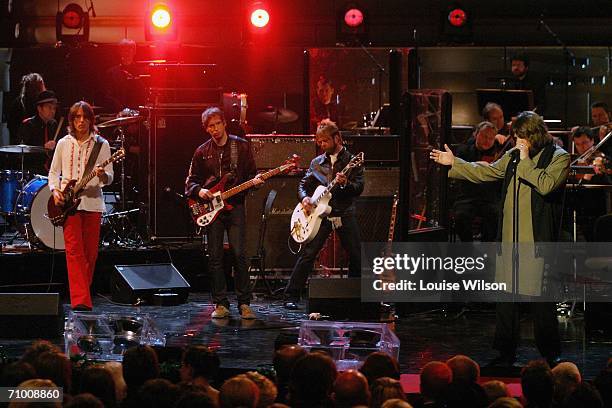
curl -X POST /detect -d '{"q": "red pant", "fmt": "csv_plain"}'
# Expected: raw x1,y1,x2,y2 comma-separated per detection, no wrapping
63,211,101,308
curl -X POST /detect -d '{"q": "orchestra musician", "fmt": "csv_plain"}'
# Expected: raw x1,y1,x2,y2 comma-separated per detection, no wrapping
452,121,503,242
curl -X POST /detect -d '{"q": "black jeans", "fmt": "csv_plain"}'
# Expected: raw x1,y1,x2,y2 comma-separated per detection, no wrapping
493,302,561,359
285,214,361,300
206,204,251,308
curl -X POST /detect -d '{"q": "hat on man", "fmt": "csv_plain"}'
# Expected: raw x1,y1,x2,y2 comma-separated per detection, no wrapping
36,90,58,105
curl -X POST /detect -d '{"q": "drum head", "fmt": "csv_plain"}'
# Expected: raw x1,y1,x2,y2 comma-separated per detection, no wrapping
26,179,65,250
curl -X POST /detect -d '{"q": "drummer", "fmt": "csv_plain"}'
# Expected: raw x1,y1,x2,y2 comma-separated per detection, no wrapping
16,90,60,174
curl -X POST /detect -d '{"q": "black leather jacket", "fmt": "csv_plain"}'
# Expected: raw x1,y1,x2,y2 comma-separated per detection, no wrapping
185,135,257,205
298,148,364,217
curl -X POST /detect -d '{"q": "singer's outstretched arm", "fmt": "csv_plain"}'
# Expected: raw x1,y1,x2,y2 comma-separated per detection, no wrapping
448,151,512,183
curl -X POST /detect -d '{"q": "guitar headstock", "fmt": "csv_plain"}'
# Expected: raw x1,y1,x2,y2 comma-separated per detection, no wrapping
280,154,301,173
348,152,365,168
112,147,126,163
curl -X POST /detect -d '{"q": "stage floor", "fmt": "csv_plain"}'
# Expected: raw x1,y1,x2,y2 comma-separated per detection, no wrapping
0,293,609,380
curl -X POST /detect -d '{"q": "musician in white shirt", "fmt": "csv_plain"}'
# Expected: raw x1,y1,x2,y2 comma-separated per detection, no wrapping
48,101,113,311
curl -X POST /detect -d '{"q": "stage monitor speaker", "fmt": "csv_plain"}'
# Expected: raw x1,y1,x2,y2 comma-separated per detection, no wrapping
111,263,190,306
308,277,378,319
245,176,301,271
355,196,395,242
0,293,62,338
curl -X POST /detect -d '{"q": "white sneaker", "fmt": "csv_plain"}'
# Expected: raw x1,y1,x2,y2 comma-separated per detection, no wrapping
212,304,230,318
239,304,256,320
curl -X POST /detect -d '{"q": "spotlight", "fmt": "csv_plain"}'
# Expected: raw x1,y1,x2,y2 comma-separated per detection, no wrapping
145,2,177,41
337,3,368,44
250,7,270,28
344,8,364,28
56,3,89,43
448,7,467,27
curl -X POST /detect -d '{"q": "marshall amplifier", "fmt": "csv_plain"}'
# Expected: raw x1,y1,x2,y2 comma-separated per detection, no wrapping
247,134,316,170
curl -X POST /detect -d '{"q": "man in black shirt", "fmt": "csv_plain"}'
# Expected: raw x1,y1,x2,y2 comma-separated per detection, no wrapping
185,107,263,319
509,54,545,115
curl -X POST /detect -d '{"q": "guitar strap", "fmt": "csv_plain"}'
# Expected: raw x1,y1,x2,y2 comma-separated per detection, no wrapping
83,135,104,180
230,139,238,173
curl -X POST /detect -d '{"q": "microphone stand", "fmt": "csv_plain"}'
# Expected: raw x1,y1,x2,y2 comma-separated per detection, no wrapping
511,152,520,298
359,42,388,130
539,16,574,126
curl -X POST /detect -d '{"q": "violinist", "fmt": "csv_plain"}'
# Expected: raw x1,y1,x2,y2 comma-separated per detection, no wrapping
451,121,503,242
570,126,610,241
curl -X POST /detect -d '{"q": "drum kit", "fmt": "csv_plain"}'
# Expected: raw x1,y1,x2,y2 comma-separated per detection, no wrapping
0,144,64,249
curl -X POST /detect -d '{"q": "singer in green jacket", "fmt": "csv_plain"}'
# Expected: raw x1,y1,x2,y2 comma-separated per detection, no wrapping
430,111,570,367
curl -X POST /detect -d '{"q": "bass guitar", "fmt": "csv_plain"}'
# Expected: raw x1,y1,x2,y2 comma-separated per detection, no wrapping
290,152,364,244
47,147,126,226
188,155,299,227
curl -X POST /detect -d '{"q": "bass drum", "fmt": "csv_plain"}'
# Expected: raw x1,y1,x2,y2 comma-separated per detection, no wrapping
16,177,65,250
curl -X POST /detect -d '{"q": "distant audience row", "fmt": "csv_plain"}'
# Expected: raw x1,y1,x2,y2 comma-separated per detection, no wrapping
1,339,610,408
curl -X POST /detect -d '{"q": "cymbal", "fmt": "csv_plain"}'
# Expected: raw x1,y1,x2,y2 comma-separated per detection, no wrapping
97,115,142,128
257,107,298,124
0,144,46,154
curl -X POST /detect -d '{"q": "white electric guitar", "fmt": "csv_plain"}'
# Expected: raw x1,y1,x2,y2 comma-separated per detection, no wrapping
290,152,364,244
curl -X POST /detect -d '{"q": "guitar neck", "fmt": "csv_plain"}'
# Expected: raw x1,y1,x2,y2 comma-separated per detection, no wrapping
73,155,115,193
220,165,288,200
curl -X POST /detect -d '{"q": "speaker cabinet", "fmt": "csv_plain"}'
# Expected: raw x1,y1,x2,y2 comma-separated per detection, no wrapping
148,107,212,240
245,176,301,271
111,263,190,305
0,293,63,338
308,277,378,319
247,135,316,169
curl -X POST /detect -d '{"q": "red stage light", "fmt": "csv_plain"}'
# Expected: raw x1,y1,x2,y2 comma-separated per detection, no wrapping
448,8,467,27
61,3,85,29
344,8,364,28
151,5,171,29
250,8,270,28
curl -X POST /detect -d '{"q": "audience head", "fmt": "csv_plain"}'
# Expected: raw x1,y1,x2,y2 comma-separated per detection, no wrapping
220,375,260,408
21,339,61,366
137,378,181,408
242,371,278,408
1,361,36,387
360,351,401,385
446,354,480,384
593,367,612,408
122,345,160,392
102,361,127,403
521,360,554,408
333,369,370,408
180,345,220,383
8,379,60,408
175,390,217,408
79,366,117,408
482,380,511,403
381,399,413,408
420,361,452,401
32,351,72,393
289,352,337,407
564,382,603,408
273,344,307,384
64,393,104,408
551,362,581,404
370,377,406,408
488,396,523,408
